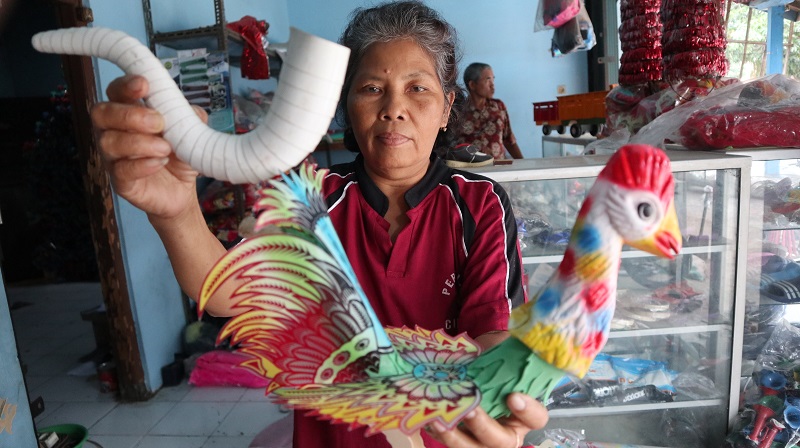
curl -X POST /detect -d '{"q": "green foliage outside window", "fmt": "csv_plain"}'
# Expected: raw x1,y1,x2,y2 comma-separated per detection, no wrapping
724,1,799,80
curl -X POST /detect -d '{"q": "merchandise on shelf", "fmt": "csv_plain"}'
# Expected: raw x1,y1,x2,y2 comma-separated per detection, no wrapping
632,74,800,150
161,49,235,134
727,320,800,448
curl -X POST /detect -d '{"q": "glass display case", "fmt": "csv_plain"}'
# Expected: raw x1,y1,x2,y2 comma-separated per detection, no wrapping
542,135,596,158
728,149,800,380
470,150,750,447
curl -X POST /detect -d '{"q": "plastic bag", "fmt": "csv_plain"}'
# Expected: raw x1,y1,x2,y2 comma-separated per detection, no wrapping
631,74,800,150
551,1,595,56
584,128,630,155
535,0,580,31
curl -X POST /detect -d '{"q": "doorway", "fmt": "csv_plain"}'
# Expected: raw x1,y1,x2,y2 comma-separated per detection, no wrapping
0,0,149,404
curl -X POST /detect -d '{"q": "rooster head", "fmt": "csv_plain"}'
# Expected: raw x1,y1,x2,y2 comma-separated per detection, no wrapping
596,144,682,259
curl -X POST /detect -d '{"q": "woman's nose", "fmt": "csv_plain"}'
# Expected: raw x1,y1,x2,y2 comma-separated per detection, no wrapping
380,93,406,121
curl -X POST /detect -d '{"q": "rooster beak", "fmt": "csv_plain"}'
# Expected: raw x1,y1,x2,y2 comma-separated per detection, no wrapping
627,201,682,259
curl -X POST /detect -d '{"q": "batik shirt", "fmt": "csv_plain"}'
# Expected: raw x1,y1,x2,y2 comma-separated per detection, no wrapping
458,98,517,160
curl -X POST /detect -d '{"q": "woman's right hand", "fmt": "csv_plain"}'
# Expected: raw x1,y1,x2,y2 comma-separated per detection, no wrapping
91,74,205,221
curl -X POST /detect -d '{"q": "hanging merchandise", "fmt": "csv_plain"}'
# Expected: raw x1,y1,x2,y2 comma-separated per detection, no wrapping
661,0,728,84
550,1,596,56
226,16,271,80
617,0,662,86
534,0,581,31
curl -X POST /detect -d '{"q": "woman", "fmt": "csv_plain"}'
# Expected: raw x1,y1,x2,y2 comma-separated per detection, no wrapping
91,1,547,447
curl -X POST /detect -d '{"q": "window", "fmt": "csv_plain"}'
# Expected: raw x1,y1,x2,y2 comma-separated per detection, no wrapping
724,0,800,80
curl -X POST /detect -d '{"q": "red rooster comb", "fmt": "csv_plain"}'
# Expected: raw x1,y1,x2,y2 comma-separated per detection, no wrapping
598,144,674,206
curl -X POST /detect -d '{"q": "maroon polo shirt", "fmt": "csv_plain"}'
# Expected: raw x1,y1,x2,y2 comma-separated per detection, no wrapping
292,155,526,448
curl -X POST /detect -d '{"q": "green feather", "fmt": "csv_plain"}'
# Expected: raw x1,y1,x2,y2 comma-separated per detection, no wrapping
467,337,564,418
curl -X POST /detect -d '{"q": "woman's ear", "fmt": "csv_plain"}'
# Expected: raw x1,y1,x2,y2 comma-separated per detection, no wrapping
441,90,456,127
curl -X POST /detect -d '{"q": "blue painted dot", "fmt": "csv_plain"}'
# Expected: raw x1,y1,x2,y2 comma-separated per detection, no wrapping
577,226,602,253
595,308,613,329
534,287,560,315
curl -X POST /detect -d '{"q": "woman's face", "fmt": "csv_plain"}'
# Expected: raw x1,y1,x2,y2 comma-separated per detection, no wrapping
347,39,454,180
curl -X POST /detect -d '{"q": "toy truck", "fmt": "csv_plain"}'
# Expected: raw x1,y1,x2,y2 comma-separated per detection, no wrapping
533,90,609,138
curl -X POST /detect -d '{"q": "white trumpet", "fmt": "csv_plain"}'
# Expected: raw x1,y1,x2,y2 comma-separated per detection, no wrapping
31,26,350,184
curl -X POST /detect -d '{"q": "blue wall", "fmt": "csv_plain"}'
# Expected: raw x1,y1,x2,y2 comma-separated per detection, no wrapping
90,0,188,393
286,0,588,158
0,272,37,448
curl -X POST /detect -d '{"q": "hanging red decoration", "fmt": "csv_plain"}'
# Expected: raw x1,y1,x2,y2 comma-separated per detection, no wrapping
226,16,270,80
618,0,663,86
661,0,728,83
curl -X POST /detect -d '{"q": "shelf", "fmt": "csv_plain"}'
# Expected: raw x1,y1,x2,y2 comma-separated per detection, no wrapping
758,295,800,307
143,0,281,76
549,398,725,418
608,323,731,339
150,25,283,76
150,25,242,51
762,223,800,232
522,244,730,264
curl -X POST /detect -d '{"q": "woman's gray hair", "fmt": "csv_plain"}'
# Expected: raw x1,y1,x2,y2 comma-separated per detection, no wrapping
463,62,491,92
338,0,465,152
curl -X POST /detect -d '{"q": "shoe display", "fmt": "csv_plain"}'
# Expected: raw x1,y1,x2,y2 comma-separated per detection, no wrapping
438,144,494,168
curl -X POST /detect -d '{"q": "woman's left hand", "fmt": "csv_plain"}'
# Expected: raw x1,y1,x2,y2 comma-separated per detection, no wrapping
427,393,548,447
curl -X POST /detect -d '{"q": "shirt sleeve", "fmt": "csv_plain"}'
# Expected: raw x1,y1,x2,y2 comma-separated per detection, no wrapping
456,179,527,338
497,99,517,148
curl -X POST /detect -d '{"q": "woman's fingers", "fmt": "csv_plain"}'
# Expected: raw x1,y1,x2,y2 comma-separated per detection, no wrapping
428,394,549,448
429,409,517,448
91,101,164,135
98,129,172,162
191,104,209,124
106,74,148,103
109,156,170,187
505,393,549,433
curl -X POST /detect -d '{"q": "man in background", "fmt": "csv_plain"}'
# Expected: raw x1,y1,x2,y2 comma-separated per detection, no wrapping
458,62,524,161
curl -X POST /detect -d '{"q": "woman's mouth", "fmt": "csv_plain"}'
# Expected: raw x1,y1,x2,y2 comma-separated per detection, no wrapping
377,133,410,146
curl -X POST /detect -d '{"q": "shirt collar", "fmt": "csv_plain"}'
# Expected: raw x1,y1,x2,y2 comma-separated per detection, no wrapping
353,153,450,215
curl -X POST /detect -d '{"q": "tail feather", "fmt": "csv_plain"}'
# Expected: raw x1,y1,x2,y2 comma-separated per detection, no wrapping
199,162,399,392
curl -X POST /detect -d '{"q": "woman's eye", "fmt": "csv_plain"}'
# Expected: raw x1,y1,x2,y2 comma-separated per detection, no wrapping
410,85,427,92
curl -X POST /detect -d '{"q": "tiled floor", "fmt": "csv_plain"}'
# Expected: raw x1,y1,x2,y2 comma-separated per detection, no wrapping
7,282,288,448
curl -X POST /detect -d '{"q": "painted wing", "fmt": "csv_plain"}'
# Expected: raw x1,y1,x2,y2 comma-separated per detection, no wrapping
272,326,482,436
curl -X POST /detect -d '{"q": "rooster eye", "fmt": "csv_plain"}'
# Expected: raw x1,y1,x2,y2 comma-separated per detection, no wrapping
637,203,654,220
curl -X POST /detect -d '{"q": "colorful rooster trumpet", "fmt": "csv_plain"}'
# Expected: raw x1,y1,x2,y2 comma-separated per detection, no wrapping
199,144,682,438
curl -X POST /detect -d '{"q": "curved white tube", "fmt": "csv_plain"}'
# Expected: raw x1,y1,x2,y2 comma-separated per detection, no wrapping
31,26,350,183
